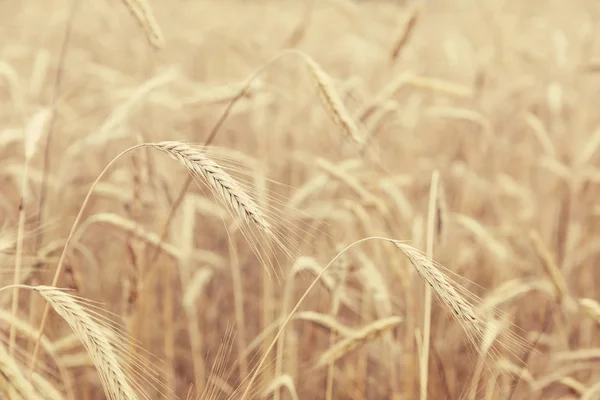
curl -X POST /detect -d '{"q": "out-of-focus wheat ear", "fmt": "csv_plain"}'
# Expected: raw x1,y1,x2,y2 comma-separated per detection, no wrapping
285,0,314,47
33,286,140,400
315,316,403,367
292,311,356,338
420,170,439,400
529,231,568,303
263,375,300,400
389,4,420,63
579,298,600,324
0,341,44,400
146,142,272,233
120,0,165,49
299,53,365,146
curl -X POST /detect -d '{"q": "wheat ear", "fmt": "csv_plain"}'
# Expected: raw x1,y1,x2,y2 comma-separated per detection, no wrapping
30,141,270,371
33,286,139,400
145,141,271,232
120,0,164,48
393,241,478,324
301,54,364,146
316,316,403,367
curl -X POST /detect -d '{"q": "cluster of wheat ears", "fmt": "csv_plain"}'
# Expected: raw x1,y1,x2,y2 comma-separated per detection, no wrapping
2,0,600,399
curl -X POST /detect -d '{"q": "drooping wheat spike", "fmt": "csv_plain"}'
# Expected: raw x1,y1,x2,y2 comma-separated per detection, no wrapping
263,375,300,400
316,316,403,367
146,141,272,233
33,286,140,400
120,0,165,49
392,241,478,324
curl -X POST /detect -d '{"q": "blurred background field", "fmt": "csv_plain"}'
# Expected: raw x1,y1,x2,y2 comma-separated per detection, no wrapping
1,0,600,399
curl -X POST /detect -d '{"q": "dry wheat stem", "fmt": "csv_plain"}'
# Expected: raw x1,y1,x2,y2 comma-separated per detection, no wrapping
579,298,600,323
30,143,146,374
11,109,51,357
420,170,439,400
301,55,364,146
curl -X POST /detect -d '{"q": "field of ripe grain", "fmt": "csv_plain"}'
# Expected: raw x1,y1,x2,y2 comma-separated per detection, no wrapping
1,0,600,399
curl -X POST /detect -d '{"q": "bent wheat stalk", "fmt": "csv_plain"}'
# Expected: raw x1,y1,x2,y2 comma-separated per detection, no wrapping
154,48,366,269
29,141,273,375
241,236,521,399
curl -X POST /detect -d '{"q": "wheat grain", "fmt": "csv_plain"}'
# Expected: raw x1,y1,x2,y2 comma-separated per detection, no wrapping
263,375,300,400
292,311,355,337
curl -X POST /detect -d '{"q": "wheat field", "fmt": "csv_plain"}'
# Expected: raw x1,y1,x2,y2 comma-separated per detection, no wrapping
1,0,600,399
